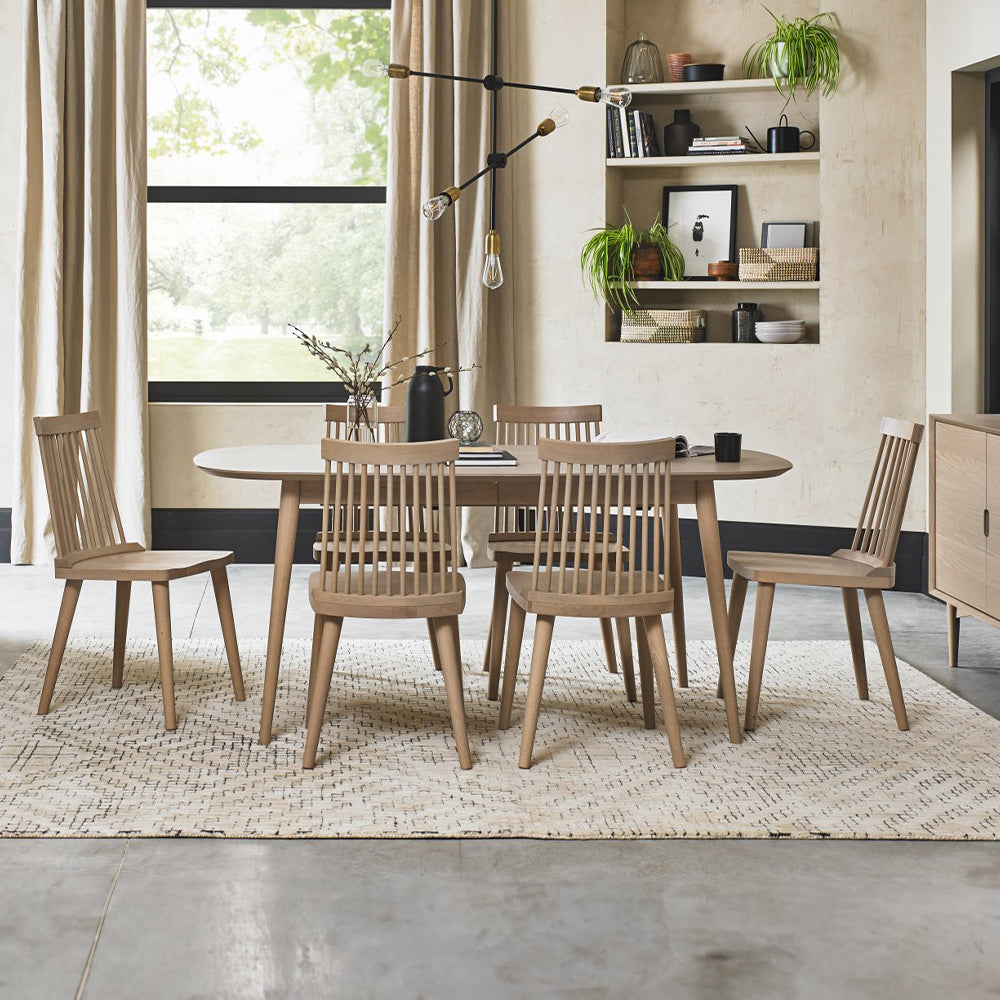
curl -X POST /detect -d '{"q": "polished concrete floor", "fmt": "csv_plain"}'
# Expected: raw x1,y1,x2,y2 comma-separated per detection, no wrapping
2,564,1000,999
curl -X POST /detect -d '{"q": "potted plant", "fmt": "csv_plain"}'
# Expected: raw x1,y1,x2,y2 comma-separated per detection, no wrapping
742,7,841,101
580,210,685,315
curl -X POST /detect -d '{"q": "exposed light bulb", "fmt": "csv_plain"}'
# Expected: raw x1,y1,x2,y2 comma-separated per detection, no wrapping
363,58,389,78
547,106,570,130
598,86,632,108
482,229,503,290
422,193,453,221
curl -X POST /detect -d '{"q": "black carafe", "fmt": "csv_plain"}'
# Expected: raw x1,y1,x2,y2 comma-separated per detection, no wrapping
406,365,454,441
663,108,701,157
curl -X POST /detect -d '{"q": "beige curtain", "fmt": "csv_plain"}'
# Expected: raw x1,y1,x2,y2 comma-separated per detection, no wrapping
385,0,517,565
13,0,148,564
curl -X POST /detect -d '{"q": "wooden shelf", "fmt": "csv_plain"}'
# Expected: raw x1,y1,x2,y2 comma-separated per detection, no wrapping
607,152,819,168
626,281,820,290
612,339,817,346
618,79,785,97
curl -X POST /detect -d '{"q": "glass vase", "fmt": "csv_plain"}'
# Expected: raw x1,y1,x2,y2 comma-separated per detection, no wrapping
621,32,663,84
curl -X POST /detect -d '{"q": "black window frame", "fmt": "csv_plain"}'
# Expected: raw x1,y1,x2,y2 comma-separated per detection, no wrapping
987,67,1000,412
146,0,392,404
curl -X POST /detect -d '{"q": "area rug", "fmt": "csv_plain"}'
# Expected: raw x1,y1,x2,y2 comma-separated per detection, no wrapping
1,637,999,839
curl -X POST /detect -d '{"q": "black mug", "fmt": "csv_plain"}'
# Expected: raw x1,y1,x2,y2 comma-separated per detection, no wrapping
714,432,742,463
767,113,815,154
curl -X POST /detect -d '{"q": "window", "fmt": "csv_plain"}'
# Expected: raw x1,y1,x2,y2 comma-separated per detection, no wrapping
146,2,391,401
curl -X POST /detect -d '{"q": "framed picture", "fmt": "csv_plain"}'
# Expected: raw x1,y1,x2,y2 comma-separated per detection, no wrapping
662,184,738,278
761,221,810,248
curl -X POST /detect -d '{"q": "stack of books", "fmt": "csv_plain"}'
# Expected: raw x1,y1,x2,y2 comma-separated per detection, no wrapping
606,107,661,158
688,136,757,155
456,445,518,467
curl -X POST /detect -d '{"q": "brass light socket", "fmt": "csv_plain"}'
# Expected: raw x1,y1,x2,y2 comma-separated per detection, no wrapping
444,186,461,204
387,63,411,79
485,229,501,255
575,85,600,103
537,118,556,136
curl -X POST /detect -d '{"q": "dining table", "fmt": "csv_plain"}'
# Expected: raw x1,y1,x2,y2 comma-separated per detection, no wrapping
194,443,793,747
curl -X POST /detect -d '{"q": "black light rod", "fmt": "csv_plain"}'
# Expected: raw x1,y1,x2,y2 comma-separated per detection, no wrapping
456,130,543,193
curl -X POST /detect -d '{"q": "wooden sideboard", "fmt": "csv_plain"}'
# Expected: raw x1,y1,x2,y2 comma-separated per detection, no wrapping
929,414,1000,666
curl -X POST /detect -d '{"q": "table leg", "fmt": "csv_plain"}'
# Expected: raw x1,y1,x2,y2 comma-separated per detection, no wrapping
259,479,301,745
695,480,742,745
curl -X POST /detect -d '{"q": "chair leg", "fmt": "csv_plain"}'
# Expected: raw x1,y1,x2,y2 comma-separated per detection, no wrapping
433,616,473,770
211,568,245,701
303,616,343,769
635,617,656,730
499,601,527,730
151,581,178,731
427,618,443,671
615,617,637,703
486,561,511,701
39,579,82,714
744,583,776,731
112,581,130,689
641,616,686,768
717,573,749,700
670,505,688,687
599,618,619,674
947,603,960,668
481,616,493,673
518,614,556,769
842,588,869,700
863,589,909,731
306,615,322,722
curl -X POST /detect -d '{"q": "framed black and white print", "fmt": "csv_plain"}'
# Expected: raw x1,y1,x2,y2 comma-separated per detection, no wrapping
761,221,810,248
661,184,738,278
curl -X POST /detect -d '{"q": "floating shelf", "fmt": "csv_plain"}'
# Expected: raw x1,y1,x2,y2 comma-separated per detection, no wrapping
611,340,817,346
617,79,786,97
625,280,820,291
607,152,820,168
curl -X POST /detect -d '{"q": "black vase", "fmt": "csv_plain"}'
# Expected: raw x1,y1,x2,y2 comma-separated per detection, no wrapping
663,108,701,157
406,365,454,442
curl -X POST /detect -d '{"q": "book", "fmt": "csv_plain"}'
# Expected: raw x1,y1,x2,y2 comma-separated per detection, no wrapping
643,112,661,156
632,110,647,157
456,448,518,467
625,110,639,157
610,107,624,157
606,107,616,158
674,436,714,458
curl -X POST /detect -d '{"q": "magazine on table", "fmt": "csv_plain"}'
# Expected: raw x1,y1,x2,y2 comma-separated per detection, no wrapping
593,431,714,458
456,445,518,467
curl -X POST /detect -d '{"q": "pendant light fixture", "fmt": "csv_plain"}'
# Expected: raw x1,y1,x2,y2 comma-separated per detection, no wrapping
364,0,631,290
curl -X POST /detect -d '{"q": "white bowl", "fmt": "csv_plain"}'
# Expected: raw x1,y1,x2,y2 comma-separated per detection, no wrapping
755,326,804,343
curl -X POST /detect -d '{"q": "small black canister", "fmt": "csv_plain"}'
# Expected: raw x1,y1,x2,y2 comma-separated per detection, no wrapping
732,302,760,343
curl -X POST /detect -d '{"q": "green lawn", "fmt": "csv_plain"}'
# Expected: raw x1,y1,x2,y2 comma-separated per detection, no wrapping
149,336,336,382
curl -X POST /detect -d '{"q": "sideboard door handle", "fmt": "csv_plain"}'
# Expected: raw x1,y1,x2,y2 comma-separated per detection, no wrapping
986,508,991,538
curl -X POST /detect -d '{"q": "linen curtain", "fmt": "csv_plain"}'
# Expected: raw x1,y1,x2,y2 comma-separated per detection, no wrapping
385,0,517,564
13,0,148,564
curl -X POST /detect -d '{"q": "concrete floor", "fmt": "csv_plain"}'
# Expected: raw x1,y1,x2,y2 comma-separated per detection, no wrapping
2,564,1000,999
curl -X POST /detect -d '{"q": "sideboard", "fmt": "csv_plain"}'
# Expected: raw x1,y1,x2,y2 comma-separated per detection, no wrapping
929,414,1000,665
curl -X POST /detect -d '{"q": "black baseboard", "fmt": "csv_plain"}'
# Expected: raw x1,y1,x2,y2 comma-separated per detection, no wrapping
148,508,928,593
0,509,9,563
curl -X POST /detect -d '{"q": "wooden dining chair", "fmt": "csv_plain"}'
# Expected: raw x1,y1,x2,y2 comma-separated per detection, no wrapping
324,402,406,442
727,417,924,732
33,412,245,730
303,438,471,769
485,404,640,703
498,438,685,769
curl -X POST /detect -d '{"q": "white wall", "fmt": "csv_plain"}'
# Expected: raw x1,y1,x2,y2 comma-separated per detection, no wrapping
926,0,1000,417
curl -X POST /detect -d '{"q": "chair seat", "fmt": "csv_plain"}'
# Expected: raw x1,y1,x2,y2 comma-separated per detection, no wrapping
726,551,895,589
487,532,627,566
56,549,234,582
506,570,673,618
309,570,466,620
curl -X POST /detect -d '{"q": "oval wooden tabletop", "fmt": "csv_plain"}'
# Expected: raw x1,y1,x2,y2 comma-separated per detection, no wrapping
194,444,792,483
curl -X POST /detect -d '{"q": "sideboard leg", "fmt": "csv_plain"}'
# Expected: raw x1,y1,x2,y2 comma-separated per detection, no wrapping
947,604,960,668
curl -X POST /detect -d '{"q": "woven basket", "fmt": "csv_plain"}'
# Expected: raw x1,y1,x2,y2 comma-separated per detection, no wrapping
739,247,819,282
620,308,706,344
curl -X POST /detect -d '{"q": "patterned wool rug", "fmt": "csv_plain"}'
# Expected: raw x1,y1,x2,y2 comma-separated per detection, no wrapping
1,637,998,839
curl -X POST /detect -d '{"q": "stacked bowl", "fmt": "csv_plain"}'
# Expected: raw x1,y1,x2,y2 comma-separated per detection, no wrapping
754,320,806,344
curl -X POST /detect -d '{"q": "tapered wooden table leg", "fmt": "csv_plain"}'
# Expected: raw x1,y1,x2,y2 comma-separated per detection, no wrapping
259,479,301,745
669,505,688,687
947,603,960,668
695,480,742,744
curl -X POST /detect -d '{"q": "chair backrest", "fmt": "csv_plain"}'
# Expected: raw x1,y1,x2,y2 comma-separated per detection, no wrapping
839,417,924,569
324,402,406,442
531,438,674,597
317,438,460,598
33,412,140,564
493,404,604,534
494,403,603,446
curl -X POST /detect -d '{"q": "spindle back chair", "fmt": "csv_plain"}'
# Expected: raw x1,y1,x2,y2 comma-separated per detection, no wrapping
498,437,685,769
727,417,924,733
33,412,244,731
324,402,406,443
304,438,471,769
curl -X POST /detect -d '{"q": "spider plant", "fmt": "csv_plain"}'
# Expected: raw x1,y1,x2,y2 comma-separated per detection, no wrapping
742,7,841,101
580,210,685,315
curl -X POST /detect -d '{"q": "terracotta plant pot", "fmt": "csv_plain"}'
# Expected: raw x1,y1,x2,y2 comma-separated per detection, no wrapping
631,244,664,280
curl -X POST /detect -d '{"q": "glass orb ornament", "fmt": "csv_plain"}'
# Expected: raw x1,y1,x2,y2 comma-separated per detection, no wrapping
620,32,663,84
447,410,484,445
